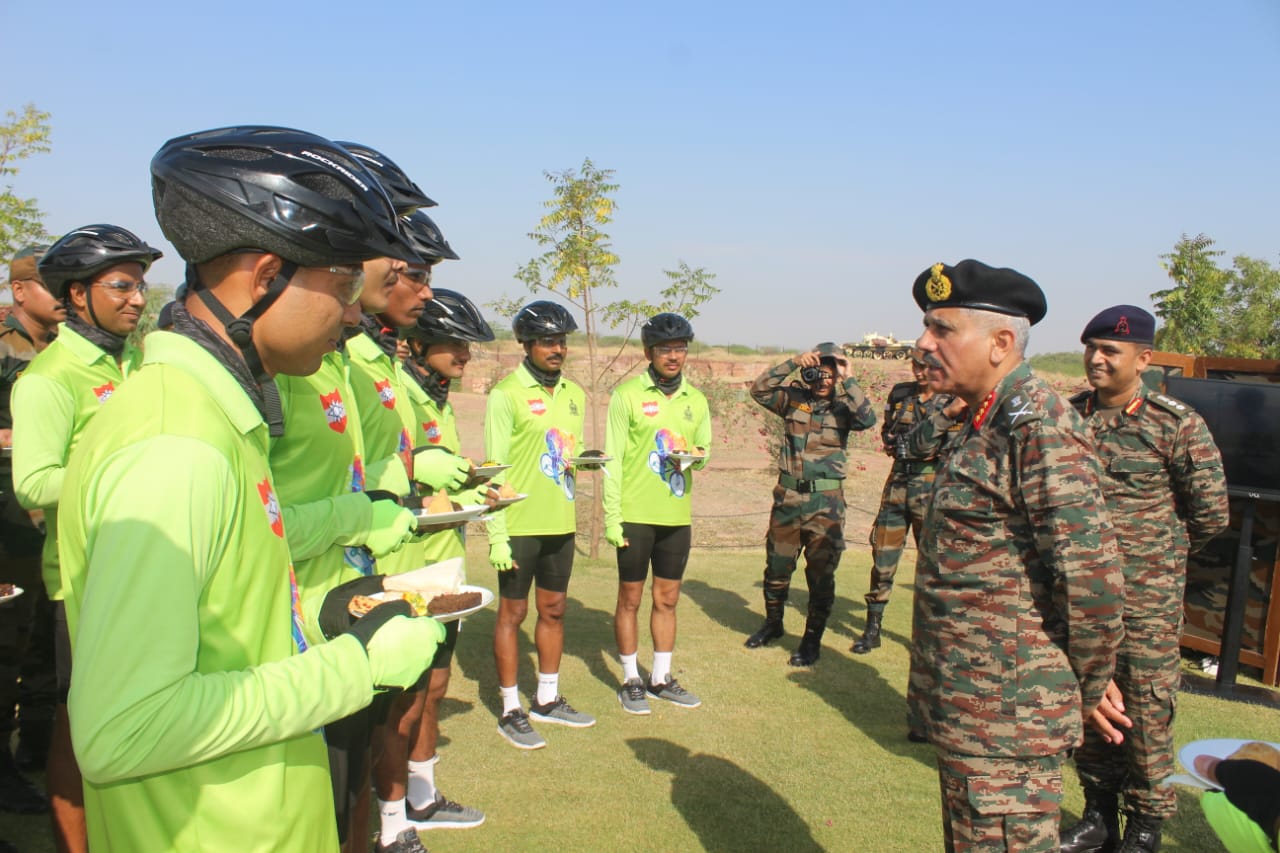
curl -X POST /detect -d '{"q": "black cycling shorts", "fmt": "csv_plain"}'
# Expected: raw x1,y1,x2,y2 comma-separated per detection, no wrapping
616,523,691,584
499,533,576,597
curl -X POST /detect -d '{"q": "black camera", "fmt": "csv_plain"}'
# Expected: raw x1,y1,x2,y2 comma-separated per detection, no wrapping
801,365,834,384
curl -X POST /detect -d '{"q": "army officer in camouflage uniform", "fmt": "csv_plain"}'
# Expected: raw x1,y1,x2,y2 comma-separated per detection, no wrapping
744,342,876,666
1060,306,1228,853
851,347,959,655
907,260,1124,852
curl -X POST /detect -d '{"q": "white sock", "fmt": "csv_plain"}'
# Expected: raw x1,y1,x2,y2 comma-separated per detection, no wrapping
651,652,673,686
620,652,640,682
406,755,439,811
499,684,521,715
378,798,409,844
536,671,559,706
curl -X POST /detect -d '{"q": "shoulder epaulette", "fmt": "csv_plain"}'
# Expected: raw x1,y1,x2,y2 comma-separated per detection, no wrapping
1146,392,1191,418
1000,390,1042,430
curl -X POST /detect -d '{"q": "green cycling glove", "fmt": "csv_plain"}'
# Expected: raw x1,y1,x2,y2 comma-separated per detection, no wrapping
365,498,417,558
350,600,447,690
489,540,514,572
412,446,471,491
605,523,626,548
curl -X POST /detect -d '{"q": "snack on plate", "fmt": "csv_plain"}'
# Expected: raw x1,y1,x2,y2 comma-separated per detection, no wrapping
498,482,519,500
348,590,430,617
426,490,456,514
671,436,689,453
482,459,499,466
0,583,14,597
691,447,706,457
426,590,483,615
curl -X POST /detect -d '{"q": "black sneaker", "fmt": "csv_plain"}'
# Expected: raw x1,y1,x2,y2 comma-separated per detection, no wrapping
375,828,428,853
407,792,485,830
646,678,702,708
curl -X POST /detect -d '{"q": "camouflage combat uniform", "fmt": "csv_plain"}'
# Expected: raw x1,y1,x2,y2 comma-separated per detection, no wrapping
865,383,959,607
1069,386,1228,820
750,358,875,635
909,362,1124,851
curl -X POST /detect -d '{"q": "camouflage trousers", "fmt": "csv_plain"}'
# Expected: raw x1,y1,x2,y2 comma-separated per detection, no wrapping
865,468,935,606
937,750,1064,852
762,483,845,622
1073,613,1180,818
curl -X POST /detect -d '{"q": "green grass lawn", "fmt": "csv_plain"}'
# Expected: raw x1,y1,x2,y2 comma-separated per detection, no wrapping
4,545,1275,851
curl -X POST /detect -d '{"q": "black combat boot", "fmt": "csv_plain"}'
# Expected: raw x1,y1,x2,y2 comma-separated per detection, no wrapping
744,600,784,648
1114,813,1161,853
851,608,883,654
788,616,826,666
1059,790,1120,853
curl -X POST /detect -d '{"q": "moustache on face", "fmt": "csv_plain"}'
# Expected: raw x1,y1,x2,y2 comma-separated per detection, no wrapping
921,353,945,369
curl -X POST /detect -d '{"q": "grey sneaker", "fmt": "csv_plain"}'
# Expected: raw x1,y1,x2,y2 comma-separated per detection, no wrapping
618,678,651,715
528,695,596,728
376,828,428,853
647,678,702,708
407,792,485,830
497,709,546,749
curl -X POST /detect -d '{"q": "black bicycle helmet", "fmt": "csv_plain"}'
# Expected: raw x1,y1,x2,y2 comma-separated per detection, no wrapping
512,300,578,342
151,125,419,267
400,210,459,262
335,141,436,213
38,224,163,301
640,312,694,348
409,288,494,344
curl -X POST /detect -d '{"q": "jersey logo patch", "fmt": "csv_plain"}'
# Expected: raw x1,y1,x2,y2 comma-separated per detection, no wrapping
375,378,396,409
350,456,365,493
258,478,284,538
528,398,547,416
422,420,442,443
642,401,660,418
92,382,115,403
320,389,347,433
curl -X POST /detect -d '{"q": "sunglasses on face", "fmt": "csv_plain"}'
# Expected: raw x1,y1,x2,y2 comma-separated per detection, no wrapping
653,344,688,356
532,336,567,349
93,280,149,299
326,266,366,306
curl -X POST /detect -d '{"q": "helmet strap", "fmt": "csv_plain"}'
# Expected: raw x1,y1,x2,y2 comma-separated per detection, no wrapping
190,261,296,436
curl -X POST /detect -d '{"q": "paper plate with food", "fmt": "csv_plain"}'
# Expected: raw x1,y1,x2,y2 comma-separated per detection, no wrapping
377,558,496,622
1179,739,1280,788
0,584,23,605
467,458,511,482
412,490,488,527
482,482,527,510
668,448,707,470
567,451,612,468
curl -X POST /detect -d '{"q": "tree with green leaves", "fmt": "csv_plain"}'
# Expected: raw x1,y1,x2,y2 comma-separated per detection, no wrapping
1220,255,1280,358
509,158,720,555
1,104,53,279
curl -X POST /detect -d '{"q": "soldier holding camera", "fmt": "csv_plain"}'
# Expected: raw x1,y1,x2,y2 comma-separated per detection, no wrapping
744,343,876,666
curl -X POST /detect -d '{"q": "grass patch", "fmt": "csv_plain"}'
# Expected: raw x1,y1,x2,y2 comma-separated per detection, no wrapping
1029,351,1087,377
7,545,1274,851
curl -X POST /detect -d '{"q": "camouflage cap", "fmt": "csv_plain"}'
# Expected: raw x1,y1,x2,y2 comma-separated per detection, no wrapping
912,259,1046,325
8,244,49,284
1080,304,1155,345
814,341,843,361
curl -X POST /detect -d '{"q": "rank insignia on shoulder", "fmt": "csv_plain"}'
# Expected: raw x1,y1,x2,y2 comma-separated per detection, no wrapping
1147,392,1190,417
1002,393,1039,429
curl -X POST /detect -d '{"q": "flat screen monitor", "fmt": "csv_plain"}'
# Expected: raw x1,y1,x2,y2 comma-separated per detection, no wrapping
1164,376,1280,501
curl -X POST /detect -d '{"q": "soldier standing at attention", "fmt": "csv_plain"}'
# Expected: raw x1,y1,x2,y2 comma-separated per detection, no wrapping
850,347,957,655
1060,305,1228,853
907,259,1123,852
744,342,876,666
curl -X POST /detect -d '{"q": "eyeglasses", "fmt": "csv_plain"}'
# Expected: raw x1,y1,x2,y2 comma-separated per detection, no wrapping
398,267,432,287
326,266,366,306
653,344,688,356
532,336,568,349
93,280,149,299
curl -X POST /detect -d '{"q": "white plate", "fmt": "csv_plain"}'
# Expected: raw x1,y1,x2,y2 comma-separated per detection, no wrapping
669,451,705,469
428,584,495,623
1178,738,1280,787
487,493,528,510
567,455,612,466
413,504,489,526
470,463,511,480
0,585,23,605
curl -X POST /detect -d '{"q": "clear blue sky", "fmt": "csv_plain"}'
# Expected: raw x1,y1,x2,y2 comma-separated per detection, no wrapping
5,0,1278,354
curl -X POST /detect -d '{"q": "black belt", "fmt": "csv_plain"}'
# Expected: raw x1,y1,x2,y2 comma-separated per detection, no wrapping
778,472,843,493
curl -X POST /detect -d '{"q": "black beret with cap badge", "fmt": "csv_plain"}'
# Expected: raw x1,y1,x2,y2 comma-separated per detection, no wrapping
913,259,1047,325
